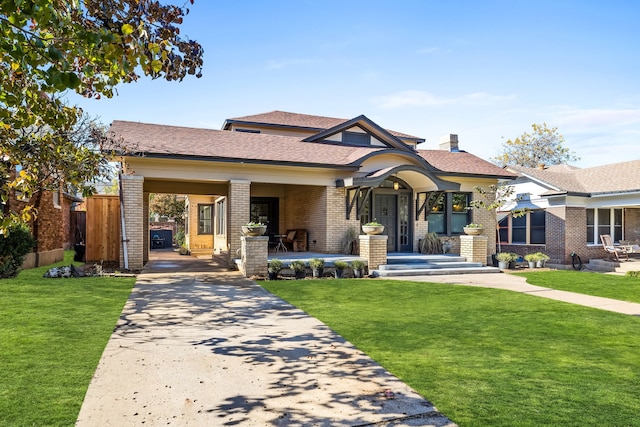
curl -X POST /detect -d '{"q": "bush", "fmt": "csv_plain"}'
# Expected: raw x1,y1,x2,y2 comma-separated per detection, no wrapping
0,223,36,278
268,258,283,273
289,260,306,272
350,259,366,269
308,258,324,269
626,271,640,278
333,260,348,270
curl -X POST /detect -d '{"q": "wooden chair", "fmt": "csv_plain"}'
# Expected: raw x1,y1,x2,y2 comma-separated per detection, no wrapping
600,234,629,261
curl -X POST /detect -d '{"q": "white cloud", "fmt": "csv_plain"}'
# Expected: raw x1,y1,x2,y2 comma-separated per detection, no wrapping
373,90,516,109
552,108,640,128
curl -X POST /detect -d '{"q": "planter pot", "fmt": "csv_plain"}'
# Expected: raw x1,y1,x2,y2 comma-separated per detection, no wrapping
508,261,516,269
268,271,279,280
294,270,306,280
362,225,384,235
463,227,484,235
334,269,344,279
528,261,536,269
498,261,509,270
241,225,267,236
312,268,323,278
536,260,546,268
353,268,363,278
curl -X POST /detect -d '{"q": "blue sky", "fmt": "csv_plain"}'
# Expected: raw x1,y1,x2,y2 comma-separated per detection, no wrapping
67,0,640,167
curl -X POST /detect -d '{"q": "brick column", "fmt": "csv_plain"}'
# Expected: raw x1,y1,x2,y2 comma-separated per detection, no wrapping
143,191,149,264
228,180,251,266
240,236,268,277
359,235,388,270
460,235,488,265
119,175,144,271
415,220,428,252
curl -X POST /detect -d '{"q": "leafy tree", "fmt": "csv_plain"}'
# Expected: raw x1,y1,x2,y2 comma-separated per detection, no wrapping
149,193,185,226
492,123,579,167
0,0,204,231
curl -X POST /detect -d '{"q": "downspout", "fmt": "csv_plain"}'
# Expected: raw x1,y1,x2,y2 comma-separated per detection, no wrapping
118,173,129,271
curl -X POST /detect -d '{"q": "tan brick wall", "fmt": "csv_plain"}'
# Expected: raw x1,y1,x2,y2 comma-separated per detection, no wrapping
143,192,149,264
414,219,428,253
625,208,640,241
325,186,360,253
240,236,268,276
359,235,387,270
119,175,144,271
283,185,326,251
460,235,488,265
470,190,496,256
228,180,250,264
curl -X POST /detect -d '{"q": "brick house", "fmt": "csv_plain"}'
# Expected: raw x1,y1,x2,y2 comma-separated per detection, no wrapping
6,185,83,268
499,161,640,267
110,111,516,274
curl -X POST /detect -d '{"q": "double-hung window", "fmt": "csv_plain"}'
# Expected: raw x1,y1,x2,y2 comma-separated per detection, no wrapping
498,209,546,244
587,208,623,244
198,204,213,235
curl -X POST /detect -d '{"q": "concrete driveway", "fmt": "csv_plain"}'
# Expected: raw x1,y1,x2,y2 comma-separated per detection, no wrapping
76,250,455,426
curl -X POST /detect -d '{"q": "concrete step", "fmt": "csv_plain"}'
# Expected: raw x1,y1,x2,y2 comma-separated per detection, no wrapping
379,262,484,270
373,265,500,277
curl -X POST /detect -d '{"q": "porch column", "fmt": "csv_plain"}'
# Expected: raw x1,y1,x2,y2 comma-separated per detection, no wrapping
227,180,251,266
359,234,388,271
240,236,268,277
460,235,488,266
143,191,149,264
119,175,144,271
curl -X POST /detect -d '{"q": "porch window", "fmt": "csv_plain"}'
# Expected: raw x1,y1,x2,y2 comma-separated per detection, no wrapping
198,204,213,234
587,208,623,244
498,209,546,244
216,198,226,235
428,192,471,235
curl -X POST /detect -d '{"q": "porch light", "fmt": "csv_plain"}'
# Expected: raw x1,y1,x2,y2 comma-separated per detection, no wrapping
393,180,399,190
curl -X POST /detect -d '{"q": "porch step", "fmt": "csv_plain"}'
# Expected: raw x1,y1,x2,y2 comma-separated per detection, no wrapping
586,258,640,273
373,264,500,277
379,261,484,270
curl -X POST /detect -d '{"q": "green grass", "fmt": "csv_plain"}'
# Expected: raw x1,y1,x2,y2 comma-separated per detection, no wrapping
0,252,135,427
515,270,640,303
262,279,640,427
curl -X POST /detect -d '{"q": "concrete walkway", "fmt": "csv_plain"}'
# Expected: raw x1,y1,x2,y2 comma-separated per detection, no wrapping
76,250,455,427
387,272,640,316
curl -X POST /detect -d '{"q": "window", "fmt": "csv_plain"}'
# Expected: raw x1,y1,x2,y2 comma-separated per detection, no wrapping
343,131,370,146
235,128,260,133
198,204,213,234
216,198,226,235
428,192,471,235
587,208,623,244
498,210,546,244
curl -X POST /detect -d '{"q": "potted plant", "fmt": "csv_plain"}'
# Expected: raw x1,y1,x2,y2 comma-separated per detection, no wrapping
362,220,384,235
463,223,484,235
268,258,283,280
333,260,348,278
524,253,539,269
495,252,516,269
535,252,550,268
289,260,307,279
350,259,366,278
309,258,324,278
241,221,267,236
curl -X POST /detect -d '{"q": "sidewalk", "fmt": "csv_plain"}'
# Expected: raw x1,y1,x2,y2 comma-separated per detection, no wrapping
387,273,640,316
76,250,455,426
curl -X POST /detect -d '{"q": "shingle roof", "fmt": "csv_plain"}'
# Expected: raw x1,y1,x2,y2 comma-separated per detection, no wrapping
110,120,383,167
418,149,517,179
226,110,422,140
508,160,640,195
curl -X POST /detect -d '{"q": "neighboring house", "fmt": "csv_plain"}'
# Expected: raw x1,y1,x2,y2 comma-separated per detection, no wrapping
500,161,640,266
5,183,83,268
110,111,515,271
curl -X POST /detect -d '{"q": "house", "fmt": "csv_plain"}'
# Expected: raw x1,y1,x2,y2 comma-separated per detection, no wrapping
500,161,640,266
109,111,515,274
5,183,83,268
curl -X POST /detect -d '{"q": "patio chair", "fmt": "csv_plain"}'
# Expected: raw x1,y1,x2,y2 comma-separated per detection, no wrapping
600,234,629,262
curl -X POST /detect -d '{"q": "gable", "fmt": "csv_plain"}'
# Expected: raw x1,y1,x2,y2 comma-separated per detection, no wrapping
319,125,388,148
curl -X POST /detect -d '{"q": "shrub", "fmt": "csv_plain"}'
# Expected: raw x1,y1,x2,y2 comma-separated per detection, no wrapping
268,258,283,273
333,260,348,270
495,252,517,262
289,260,306,272
0,222,36,278
308,258,324,269
350,259,366,270
625,271,640,278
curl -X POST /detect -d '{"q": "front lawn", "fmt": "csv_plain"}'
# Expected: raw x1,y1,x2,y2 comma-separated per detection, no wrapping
262,279,640,427
0,252,135,427
516,270,640,303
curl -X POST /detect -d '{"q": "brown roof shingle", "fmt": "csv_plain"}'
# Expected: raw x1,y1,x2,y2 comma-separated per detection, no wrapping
226,110,422,140
418,149,517,178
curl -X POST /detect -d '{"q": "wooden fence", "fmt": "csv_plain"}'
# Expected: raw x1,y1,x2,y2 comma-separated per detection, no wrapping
86,195,120,262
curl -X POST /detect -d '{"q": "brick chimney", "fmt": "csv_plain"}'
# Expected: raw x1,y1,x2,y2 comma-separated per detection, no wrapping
439,134,459,152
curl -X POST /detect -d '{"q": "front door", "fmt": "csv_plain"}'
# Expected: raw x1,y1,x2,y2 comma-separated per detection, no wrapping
250,197,279,238
374,192,411,252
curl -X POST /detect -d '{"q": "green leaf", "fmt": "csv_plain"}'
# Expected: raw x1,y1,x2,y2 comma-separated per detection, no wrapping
121,24,134,35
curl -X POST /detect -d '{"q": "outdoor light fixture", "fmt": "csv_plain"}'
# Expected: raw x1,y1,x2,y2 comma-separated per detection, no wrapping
393,180,399,190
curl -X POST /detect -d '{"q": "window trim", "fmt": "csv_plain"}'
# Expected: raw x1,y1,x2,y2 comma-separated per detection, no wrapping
587,208,623,245
498,209,546,245
427,192,472,236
